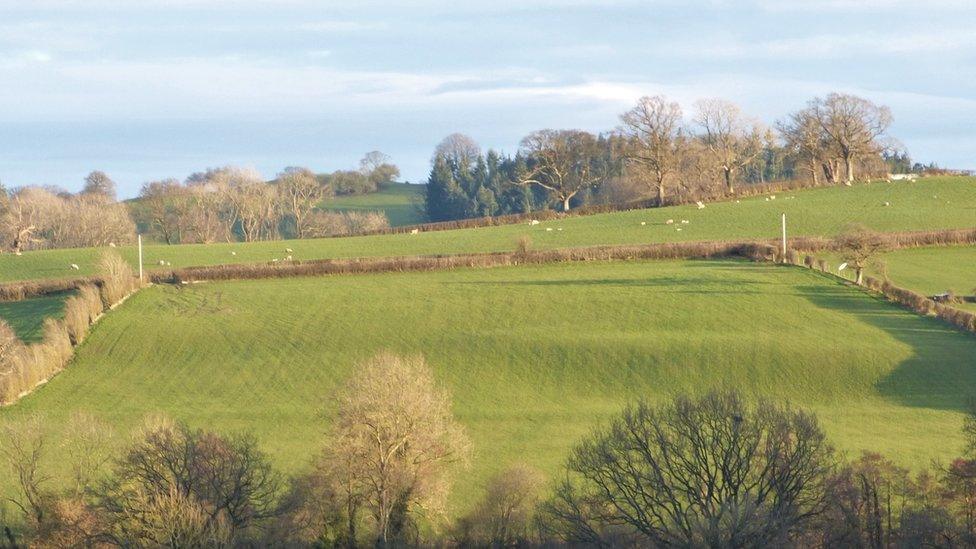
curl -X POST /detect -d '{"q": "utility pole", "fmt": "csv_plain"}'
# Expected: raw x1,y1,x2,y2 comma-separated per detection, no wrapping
138,234,144,282
781,213,787,263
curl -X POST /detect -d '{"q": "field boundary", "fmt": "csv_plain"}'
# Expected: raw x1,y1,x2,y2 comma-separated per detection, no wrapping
146,227,976,284
791,252,976,335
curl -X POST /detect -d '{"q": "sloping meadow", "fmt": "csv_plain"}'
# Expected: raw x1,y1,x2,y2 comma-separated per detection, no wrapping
5,258,976,509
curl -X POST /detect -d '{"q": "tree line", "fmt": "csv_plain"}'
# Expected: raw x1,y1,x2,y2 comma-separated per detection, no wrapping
425,92,906,222
5,353,976,547
0,152,400,252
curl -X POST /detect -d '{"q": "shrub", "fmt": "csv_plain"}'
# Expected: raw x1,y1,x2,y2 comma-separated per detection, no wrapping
96,251,138,308
515,235,532,256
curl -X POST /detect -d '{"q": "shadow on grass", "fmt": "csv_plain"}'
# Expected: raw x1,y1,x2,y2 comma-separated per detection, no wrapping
798,279,976,412
0,290,71,342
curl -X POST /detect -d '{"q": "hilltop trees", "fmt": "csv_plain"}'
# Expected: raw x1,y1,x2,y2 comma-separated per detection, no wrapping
81,170,117,201
695,99,772,194
518,129,612,211
620,95,686,204
810,93,892,184
276,167,329,239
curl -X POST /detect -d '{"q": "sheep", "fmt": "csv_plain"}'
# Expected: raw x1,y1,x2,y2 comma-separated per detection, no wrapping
764,197,770,201
69,263,80,270
770,195,776,200
108,242,116,248
272,258,279,263
676,228,683,231
680,219,690,224
883,201,890,207
286,255,293,261
557,228,563,231
157,260,166,266
665,219,674,225
546,227,553,232
230,251,237,256
14,251,22,256
696,201,705,209
735,200,741,203
529,220,541,226
640,221,646,226
410,228,420,235
285,247,293,253
166,261,171,266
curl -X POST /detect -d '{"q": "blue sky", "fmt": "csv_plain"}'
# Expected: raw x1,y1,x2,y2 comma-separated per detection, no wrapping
1,0,974,197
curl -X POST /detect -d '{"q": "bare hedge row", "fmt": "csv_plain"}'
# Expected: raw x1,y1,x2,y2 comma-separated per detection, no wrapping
0,254,142,405
0,277,95,302
150,240,778,284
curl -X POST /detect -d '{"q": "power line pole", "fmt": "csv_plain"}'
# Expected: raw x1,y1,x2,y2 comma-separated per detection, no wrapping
138,234,144,283
781,213,787,263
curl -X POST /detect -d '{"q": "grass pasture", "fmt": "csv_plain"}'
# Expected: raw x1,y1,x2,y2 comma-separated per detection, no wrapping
4,259,976,510
0,292,69,342
1,177,973,284
321,182,426,226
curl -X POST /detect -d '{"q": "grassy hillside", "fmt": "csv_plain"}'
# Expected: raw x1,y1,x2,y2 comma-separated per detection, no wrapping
0,292,68,342
1,177,973,284
4,259,975,508
830,246,976,312
321,182,426,226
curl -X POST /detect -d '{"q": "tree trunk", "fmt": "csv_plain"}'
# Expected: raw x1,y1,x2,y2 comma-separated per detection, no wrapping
657,180,666,206
562,196,571,212
855,268,864,286
810,160,820,185
724,168,735,194
845,155,855,185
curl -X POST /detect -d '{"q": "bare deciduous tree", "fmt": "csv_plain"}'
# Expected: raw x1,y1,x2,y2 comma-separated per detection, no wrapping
433,133,481,167
0,416,51,529
96,417,281,545
695,99,771,194
837,224,887,285
519,130,610,211
329,352,470,545
620,95,686,204
137,179,190,244
82,170,117,201
778,107,839,185
276,167,328,239
61,411,114,496
540,391,834,547
810,93,892,184
456,463,545,547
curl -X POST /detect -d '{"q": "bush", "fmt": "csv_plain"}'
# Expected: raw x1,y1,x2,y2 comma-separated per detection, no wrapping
454,464,544,547
96,251,138,308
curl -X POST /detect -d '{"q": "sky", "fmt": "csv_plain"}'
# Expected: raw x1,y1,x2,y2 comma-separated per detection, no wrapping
1,0,975,198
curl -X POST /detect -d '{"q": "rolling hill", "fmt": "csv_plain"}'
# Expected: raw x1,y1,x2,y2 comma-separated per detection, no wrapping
4,259,975,509
321,182,426,226
1,176,973,284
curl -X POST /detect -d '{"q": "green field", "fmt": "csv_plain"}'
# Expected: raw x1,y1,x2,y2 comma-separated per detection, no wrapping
0,292,69,342
321,182,426,226
825,245,976,312
2,177,973,284
4,259,975,509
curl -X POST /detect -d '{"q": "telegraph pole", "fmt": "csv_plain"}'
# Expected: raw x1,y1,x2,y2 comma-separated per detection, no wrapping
781,213,787,263
138,234,144,282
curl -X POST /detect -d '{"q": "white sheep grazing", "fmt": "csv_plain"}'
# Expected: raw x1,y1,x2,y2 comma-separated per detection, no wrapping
665,219,674,225
157,260,166,266
696,201,705,209
557,228,563,231
69,263,80,270
676,228,683,231
681,219,690,224
272,258,279,263
230,251,237,256
286,255,293,261
546,227,553,232
529,219,540,226
14,251,22,256
166,261,171,266
883,201,890,206
764,197,770,201
770,195,776,200
285,247,293,253
640,221,646,226
410,228,420,235
108,242,116,248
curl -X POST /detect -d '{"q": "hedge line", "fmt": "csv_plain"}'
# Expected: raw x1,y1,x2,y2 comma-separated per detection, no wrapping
0,254,142,406
150,240,779,284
